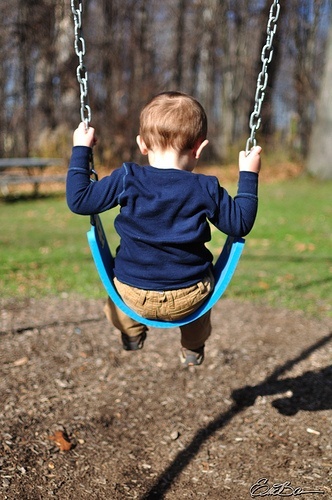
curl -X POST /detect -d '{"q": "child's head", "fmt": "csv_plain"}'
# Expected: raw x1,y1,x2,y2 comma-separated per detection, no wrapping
139,91,207,152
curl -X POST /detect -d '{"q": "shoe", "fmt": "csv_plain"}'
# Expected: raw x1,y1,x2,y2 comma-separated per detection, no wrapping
121,331,146,351
180,345,205,367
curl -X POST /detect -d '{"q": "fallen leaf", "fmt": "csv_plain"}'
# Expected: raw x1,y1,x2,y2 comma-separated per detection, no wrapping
48,430,72,451
13,357,29,367
258,281,270,290
295,242,307,252
294,242,315,253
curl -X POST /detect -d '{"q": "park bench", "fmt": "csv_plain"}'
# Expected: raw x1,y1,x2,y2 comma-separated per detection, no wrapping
0,157,66,195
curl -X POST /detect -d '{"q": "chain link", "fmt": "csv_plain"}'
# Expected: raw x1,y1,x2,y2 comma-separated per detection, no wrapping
71,0,97,184
246,0,280,154
71,0,92,127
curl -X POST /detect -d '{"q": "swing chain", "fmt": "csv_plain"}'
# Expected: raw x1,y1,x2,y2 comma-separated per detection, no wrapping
71,0,98,184
246,0,280,154
71,0,91,127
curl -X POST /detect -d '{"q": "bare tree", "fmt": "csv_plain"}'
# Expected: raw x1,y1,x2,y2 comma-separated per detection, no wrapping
216,1,261,159
306,21,332,179
0,2,10,156
256,0,282,139
173,0,188,89
0,1,331,162
290,0,329,156
16,0,34,156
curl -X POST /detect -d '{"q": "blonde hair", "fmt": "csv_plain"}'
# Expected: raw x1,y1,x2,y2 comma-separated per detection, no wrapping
139,91,207,151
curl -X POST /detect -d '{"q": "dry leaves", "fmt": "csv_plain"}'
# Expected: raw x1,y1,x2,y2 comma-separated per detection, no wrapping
48,430,73,451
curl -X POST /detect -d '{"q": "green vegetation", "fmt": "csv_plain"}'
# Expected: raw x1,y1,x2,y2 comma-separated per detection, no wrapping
1,176,331,317
208,177,331,316
0,195,116,299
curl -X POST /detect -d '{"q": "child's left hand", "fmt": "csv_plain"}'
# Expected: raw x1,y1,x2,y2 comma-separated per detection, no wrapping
73,122,97,148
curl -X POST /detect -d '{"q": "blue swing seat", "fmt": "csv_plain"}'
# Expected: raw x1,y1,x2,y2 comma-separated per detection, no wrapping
87,215,245,328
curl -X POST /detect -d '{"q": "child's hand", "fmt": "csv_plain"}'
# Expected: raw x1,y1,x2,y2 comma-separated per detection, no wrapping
73,122,97,148
239,145,262,174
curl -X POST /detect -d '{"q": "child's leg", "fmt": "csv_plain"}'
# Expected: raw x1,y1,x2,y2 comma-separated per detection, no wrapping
104,297,147,336
179,310,211,366
180,310,212,350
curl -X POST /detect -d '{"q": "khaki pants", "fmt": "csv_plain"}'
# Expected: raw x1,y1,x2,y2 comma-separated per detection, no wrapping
104,272,214,350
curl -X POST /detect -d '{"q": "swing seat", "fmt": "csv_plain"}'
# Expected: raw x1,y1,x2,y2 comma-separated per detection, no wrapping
87,215,245,328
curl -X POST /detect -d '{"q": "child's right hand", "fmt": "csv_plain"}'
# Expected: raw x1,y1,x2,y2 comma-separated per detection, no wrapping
239,146,262,174
73,122,97,148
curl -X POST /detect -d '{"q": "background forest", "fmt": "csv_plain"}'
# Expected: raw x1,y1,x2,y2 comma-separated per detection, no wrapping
0,0,331,166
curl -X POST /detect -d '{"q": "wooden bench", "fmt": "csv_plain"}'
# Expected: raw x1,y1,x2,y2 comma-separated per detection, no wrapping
0,158,66,195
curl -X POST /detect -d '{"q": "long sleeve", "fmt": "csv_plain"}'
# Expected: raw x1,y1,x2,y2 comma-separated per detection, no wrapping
207,171,258,237
66,146,123,215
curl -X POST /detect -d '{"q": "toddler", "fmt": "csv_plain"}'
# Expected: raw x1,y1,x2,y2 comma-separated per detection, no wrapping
66,91,261,366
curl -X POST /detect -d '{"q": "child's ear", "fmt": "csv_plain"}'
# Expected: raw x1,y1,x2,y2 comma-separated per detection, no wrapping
194,139,209,159
136,135,149,155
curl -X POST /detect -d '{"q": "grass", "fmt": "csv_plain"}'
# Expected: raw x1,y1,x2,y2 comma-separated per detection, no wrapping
0,195,115,299
208,177,332,316
1,176,331,317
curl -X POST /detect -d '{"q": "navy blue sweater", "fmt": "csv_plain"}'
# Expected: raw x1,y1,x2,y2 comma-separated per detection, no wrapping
67,146,258,290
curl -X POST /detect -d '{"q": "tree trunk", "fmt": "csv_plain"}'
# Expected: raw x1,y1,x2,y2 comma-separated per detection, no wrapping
173,0,187,89
18,0,32,157
306,24,332,179
257,0,282,139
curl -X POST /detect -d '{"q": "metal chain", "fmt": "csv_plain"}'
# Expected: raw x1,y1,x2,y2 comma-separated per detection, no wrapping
246,0,280,154
71,0,91,126
70,0,97,182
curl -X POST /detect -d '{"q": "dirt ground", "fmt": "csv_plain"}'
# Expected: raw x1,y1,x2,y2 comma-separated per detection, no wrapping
0,296,331,500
